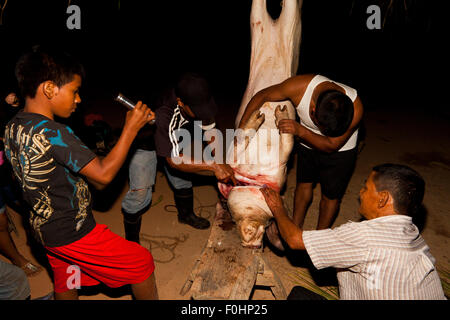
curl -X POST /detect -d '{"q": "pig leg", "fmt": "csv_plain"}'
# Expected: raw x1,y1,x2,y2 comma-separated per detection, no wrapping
232,109,265,163
275,104,294,163
241,109,265,149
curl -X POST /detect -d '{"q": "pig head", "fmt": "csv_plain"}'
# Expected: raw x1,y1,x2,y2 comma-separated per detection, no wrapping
219,0,302,248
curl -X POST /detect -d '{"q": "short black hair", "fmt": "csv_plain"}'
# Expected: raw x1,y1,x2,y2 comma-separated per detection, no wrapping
372,163,425,217
315,90,354,137
15,45,85,99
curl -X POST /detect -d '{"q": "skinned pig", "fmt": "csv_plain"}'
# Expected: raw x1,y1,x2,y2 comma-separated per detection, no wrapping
218,0,302,248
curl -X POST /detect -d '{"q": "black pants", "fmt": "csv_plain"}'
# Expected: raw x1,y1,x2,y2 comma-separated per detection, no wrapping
296,145,357,200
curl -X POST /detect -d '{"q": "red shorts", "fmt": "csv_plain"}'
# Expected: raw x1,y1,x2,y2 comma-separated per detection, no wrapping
45,224,154,293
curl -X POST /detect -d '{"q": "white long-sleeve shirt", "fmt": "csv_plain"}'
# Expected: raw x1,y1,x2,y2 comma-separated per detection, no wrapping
303,215,446,300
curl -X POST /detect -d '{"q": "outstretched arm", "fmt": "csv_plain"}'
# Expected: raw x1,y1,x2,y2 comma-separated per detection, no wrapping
260,187,305,250
166,156,237,186
238,75,310,129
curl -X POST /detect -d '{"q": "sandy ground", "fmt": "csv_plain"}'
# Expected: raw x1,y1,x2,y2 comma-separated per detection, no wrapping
1,105,449,300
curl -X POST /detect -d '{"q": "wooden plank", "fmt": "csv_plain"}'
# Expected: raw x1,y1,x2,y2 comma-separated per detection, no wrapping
181,202,286,300
179,258,201,296
258,254,287,300
189,241,259,299
229,255,260,300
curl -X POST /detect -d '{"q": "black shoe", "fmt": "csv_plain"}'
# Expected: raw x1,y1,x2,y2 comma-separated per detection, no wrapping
178,213,210,229
173,187,210,230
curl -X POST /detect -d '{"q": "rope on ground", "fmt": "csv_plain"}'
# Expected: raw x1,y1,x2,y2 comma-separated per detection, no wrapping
144,190,217,263
163,193,217,220
151,194,163,207
194,193,216,220
140,233,189,264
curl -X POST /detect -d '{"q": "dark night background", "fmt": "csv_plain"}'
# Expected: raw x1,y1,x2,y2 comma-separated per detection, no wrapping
0,0,449,304
0,0,447,126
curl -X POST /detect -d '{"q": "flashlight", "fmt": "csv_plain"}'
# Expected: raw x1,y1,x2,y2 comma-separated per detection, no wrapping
115,93,155,124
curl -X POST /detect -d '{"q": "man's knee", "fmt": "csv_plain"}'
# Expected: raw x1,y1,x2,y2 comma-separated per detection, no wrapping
122,188,152,214
295,183,314,198
296,182,313,190
131,188,151,205
321,193,342,203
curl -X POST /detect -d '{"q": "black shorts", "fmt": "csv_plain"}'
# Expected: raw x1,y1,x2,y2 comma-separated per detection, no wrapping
296,145,357,200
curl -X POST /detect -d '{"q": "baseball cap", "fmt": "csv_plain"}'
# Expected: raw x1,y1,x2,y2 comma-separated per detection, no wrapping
175,73,218,124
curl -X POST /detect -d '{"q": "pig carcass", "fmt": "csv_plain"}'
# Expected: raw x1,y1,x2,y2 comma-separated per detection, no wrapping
218,0,302,248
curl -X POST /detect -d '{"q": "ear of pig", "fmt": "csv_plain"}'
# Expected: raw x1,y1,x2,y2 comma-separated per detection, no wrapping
241,225,265,248
241,222,258,242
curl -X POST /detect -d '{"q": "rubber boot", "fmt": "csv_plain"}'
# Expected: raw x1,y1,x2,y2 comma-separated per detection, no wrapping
173,188,210,230
122,205,149,244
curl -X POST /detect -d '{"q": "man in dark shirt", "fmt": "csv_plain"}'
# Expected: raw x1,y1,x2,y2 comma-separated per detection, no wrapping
154,73,236,229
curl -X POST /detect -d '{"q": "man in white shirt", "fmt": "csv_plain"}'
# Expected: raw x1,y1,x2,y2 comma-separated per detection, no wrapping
261,163,446,300
239,74,364,251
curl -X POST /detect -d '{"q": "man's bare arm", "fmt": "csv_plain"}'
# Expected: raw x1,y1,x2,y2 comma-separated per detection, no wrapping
260,187,305,250
166,156,237,185
238,75,310,129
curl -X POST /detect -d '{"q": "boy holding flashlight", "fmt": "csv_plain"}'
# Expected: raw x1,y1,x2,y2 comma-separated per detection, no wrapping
4,45,158,300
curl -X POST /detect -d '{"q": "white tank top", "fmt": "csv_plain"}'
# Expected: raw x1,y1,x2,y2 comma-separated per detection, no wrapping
297,75,358,152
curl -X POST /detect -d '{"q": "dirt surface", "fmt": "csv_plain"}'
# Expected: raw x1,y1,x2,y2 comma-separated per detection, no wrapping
1,104,449,300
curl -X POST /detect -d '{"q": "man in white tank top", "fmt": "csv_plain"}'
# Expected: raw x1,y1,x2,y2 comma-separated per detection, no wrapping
239,74,363,246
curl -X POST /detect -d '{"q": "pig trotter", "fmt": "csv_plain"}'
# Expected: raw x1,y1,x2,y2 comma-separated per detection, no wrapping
245,109,265,131
275,104,289,127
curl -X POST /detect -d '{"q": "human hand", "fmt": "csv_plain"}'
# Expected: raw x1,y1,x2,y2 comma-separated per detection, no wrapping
277,119,302,136
124,101,155,133
213,164,237,185
260,187,284,214
5,93,19,107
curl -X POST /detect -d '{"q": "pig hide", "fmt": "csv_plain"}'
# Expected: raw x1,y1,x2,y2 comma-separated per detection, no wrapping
218,0,302,248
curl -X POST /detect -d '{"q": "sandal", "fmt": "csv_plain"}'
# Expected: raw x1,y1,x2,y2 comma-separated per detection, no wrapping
21,262,43,277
